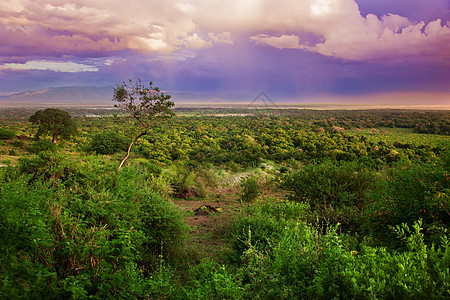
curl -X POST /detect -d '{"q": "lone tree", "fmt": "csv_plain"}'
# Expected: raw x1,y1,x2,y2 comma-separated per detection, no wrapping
113,79,174,172
29,108,77,144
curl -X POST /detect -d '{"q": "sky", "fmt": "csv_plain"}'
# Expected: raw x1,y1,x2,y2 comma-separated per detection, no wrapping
0,0,449,104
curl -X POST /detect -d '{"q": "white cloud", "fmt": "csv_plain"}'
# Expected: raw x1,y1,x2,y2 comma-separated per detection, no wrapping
194,0,450,61
208,32,234,45
150,50,197,62
183,33,212,49
310,0,332,16
250,34,302,49
1,61,98,72
0,0,449,62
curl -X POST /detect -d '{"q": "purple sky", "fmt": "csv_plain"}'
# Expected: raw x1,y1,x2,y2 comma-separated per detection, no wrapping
0,0,449,104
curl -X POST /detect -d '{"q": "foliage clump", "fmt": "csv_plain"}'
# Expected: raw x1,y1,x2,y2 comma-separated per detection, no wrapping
229,201,450,299
89,131,128,155
0,154,187,299
28,139,56,153
240,176,260,202
279,160,375,231
231,200,310,262
364,162,450,247
0,128,15,140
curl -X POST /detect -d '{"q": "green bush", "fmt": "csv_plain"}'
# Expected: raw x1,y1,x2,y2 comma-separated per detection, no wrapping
0,178,142,299
180,259,243,299
364,162,450,247
28,139,56,153
129,159,174,196
0,128,15,140
229,191,450,299
164,164,213,198
89,131,128,155
231,200,310,262
270,223,345,298
240,176,260,202
0,156,187,298
18,152,84,185
234,217,450,299
234,220,349,299
279,160,375,231
280,160,375,209
337,220,450,299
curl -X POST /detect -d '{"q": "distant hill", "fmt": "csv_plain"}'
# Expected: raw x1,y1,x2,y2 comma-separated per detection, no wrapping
3,86,447,108
0,86,114,104
0,86,248,105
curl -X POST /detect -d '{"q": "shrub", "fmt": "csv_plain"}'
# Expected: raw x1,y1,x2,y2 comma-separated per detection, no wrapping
271,223,345,299
279,160,375,231
28,139,56,153
130,159,174,196
337,220,450,299
113,167,188,269
235,220,347,299
0,179,148,298
17,151,84,185
240,176,260,202
0,156,187,298
231,200,310,262
89,131,128,155
363,162,450,247
180,259,243,299
0,128,15,140
165,164,213,198
280,160,374,209
234,217,450,299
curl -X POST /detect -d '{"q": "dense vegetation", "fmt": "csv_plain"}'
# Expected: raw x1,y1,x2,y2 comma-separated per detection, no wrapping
0,107,449,299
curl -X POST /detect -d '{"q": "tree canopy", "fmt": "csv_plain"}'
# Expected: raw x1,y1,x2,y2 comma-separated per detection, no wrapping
113,79,174,131
28,108,77,144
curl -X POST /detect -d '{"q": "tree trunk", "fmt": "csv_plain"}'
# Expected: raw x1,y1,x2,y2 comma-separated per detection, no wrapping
113,131,147,187
117,131,146,172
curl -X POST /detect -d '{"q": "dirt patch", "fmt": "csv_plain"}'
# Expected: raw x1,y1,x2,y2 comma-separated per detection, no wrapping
175,187,199,199
172,198,241,263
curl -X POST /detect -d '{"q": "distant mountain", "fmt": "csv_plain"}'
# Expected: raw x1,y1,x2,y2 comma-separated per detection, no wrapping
0,86,114,104
2,87,449,108
0,86,249,105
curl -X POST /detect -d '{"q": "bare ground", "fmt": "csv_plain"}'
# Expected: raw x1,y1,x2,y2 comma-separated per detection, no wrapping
172,197,242,264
